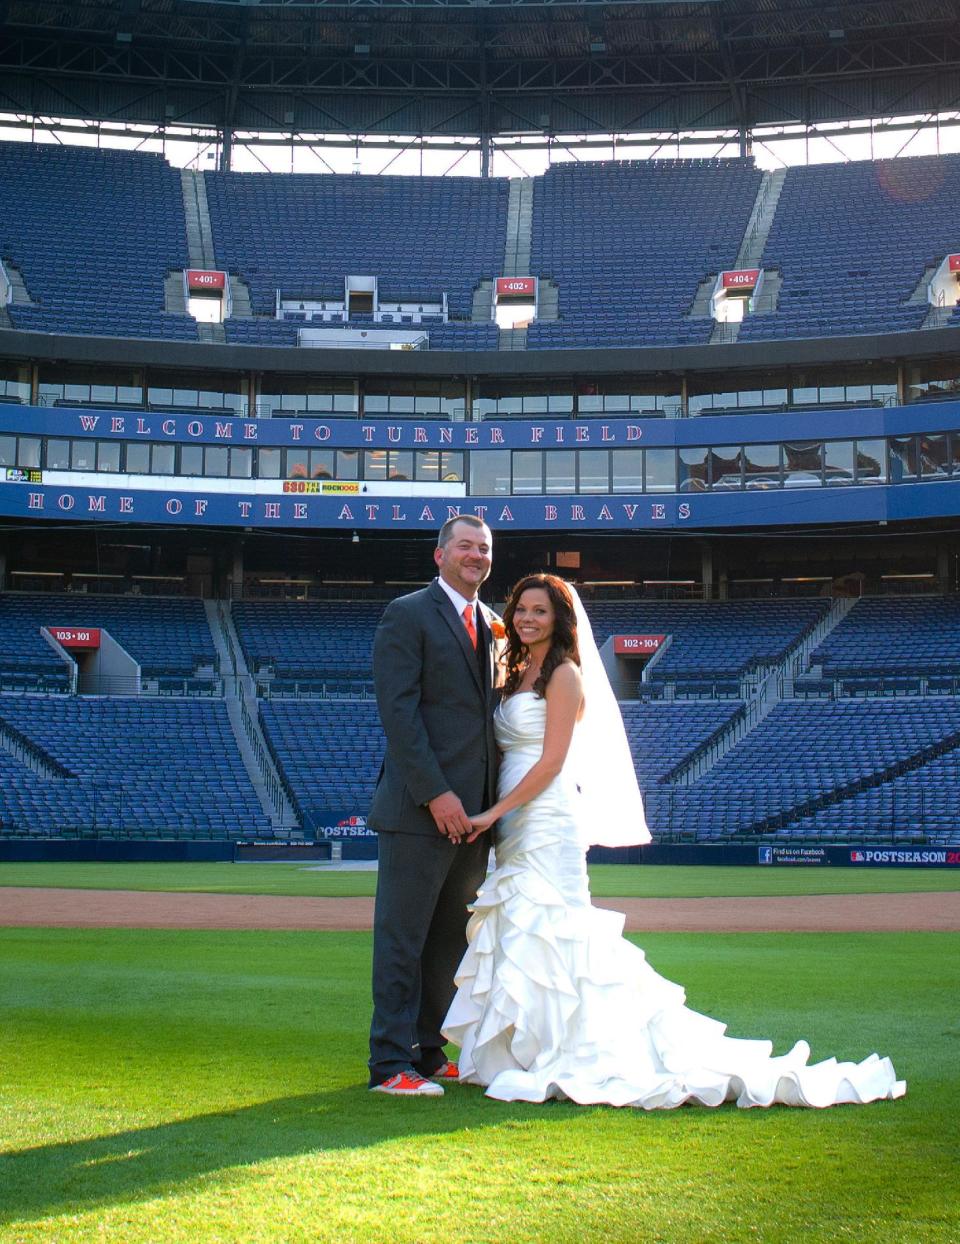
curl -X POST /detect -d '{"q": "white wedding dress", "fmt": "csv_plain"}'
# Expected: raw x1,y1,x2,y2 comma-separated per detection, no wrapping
443,692,906,1109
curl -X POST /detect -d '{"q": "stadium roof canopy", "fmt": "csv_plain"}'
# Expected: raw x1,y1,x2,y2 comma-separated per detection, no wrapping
1,0,959,147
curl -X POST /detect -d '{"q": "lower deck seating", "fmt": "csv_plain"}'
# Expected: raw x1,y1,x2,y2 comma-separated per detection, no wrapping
810,596,960,680
0,696,270,838
586,599,830,682
648,698,960,842
259,700,383,827
233,601,386,683
258,697,744,828
0,592,216,681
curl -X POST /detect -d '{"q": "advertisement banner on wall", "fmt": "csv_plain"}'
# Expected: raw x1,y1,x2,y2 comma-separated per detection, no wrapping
309,811,377,839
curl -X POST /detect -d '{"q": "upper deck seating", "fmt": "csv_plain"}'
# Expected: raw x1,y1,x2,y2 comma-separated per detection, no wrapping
526,159,762,350
205,170,509,329
0,141,195,341
739,155,960,342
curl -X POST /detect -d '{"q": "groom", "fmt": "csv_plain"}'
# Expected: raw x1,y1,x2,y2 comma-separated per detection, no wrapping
367,516,499,1096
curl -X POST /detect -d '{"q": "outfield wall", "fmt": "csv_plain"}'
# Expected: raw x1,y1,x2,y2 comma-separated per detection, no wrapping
1,839,957,867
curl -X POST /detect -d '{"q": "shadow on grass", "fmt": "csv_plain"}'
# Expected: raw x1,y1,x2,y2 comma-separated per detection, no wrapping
0,1083,572,1226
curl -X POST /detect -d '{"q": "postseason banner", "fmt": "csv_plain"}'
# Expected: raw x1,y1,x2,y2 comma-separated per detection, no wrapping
759,845,960,867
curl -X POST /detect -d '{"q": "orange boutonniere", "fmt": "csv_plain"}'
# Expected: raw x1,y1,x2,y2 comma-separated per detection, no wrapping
490,619,507,641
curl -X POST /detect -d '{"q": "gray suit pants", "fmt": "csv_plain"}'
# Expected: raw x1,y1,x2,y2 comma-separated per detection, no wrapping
368,830,490,1085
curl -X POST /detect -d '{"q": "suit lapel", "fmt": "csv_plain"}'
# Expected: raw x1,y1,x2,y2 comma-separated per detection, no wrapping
476,603,498,703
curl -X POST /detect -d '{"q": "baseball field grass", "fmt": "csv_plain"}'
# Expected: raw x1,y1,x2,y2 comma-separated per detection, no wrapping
2,859,960,898
1,919,957,1243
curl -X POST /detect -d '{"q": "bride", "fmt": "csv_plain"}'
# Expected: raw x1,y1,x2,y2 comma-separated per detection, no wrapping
443,573,905,1109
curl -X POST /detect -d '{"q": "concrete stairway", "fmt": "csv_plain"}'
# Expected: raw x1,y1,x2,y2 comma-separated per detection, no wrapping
669,597,857,786
708,168,787,344
204,601,299,832
502,178,534,277
180,169,217,269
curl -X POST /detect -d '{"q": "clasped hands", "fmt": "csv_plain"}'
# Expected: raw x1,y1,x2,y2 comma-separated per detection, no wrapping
427,791,497,845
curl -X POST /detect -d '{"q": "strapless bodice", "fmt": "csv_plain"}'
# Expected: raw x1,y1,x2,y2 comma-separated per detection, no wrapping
494,691,546,751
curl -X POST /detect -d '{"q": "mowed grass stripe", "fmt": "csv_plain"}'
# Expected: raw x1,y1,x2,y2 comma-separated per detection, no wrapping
0,928,956,1243
2,861,960,900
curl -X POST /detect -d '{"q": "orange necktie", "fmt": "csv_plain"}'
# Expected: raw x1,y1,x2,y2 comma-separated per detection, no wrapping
462,603,478,649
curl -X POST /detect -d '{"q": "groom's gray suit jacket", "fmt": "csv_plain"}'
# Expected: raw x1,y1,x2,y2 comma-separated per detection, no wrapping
369,579,499,834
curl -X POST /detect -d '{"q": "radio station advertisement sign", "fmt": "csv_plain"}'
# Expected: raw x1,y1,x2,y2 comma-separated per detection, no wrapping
614,634,666,656
49,627,101,650
5,468,42,484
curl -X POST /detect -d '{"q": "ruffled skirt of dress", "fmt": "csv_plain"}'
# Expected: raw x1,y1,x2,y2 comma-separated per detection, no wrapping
443,788,905,1110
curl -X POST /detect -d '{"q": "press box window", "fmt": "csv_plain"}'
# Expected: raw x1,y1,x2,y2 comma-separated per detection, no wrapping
259,448,281,479
180,445,204,477
644,449,676,494
415,451,464,482
125,443,150,474
0,435,15,467
579,450,610,493
151,444,176,475
855,440,886,483
45,439,71,470
612,450,643,493
96,441,121,473
470,451,510,495
229,448,253,479
18,437,41,470
205,447,229,478
546,451,576,494
70,441,93,472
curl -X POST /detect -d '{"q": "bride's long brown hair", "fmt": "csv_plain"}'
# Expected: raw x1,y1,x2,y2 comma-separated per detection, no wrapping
501,573,581,698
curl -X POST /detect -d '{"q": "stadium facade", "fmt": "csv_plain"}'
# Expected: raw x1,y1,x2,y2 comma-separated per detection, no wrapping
2,0,960,857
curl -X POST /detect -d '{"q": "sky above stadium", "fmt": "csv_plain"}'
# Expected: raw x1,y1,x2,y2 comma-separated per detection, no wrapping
3,110,960,175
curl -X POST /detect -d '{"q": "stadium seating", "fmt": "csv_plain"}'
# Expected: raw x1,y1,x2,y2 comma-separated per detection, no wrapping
526,159,762,350
783,744,960,844
586,598,831,683
739,155,960,342
647,698,960,841
0,593,217,683
258,696,744,830
0,695,270,837
807,595,960,680
259,700,383,825
205,170,509,335
232,601,385,685
4,143,960,350
0,141,196,341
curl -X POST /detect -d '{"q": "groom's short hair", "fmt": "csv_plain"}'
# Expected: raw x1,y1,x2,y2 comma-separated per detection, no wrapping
437,514,490,548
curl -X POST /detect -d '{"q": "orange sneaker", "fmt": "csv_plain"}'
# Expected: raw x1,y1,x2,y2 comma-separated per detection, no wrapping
431,1060,460,1082
370,1069,444,1097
